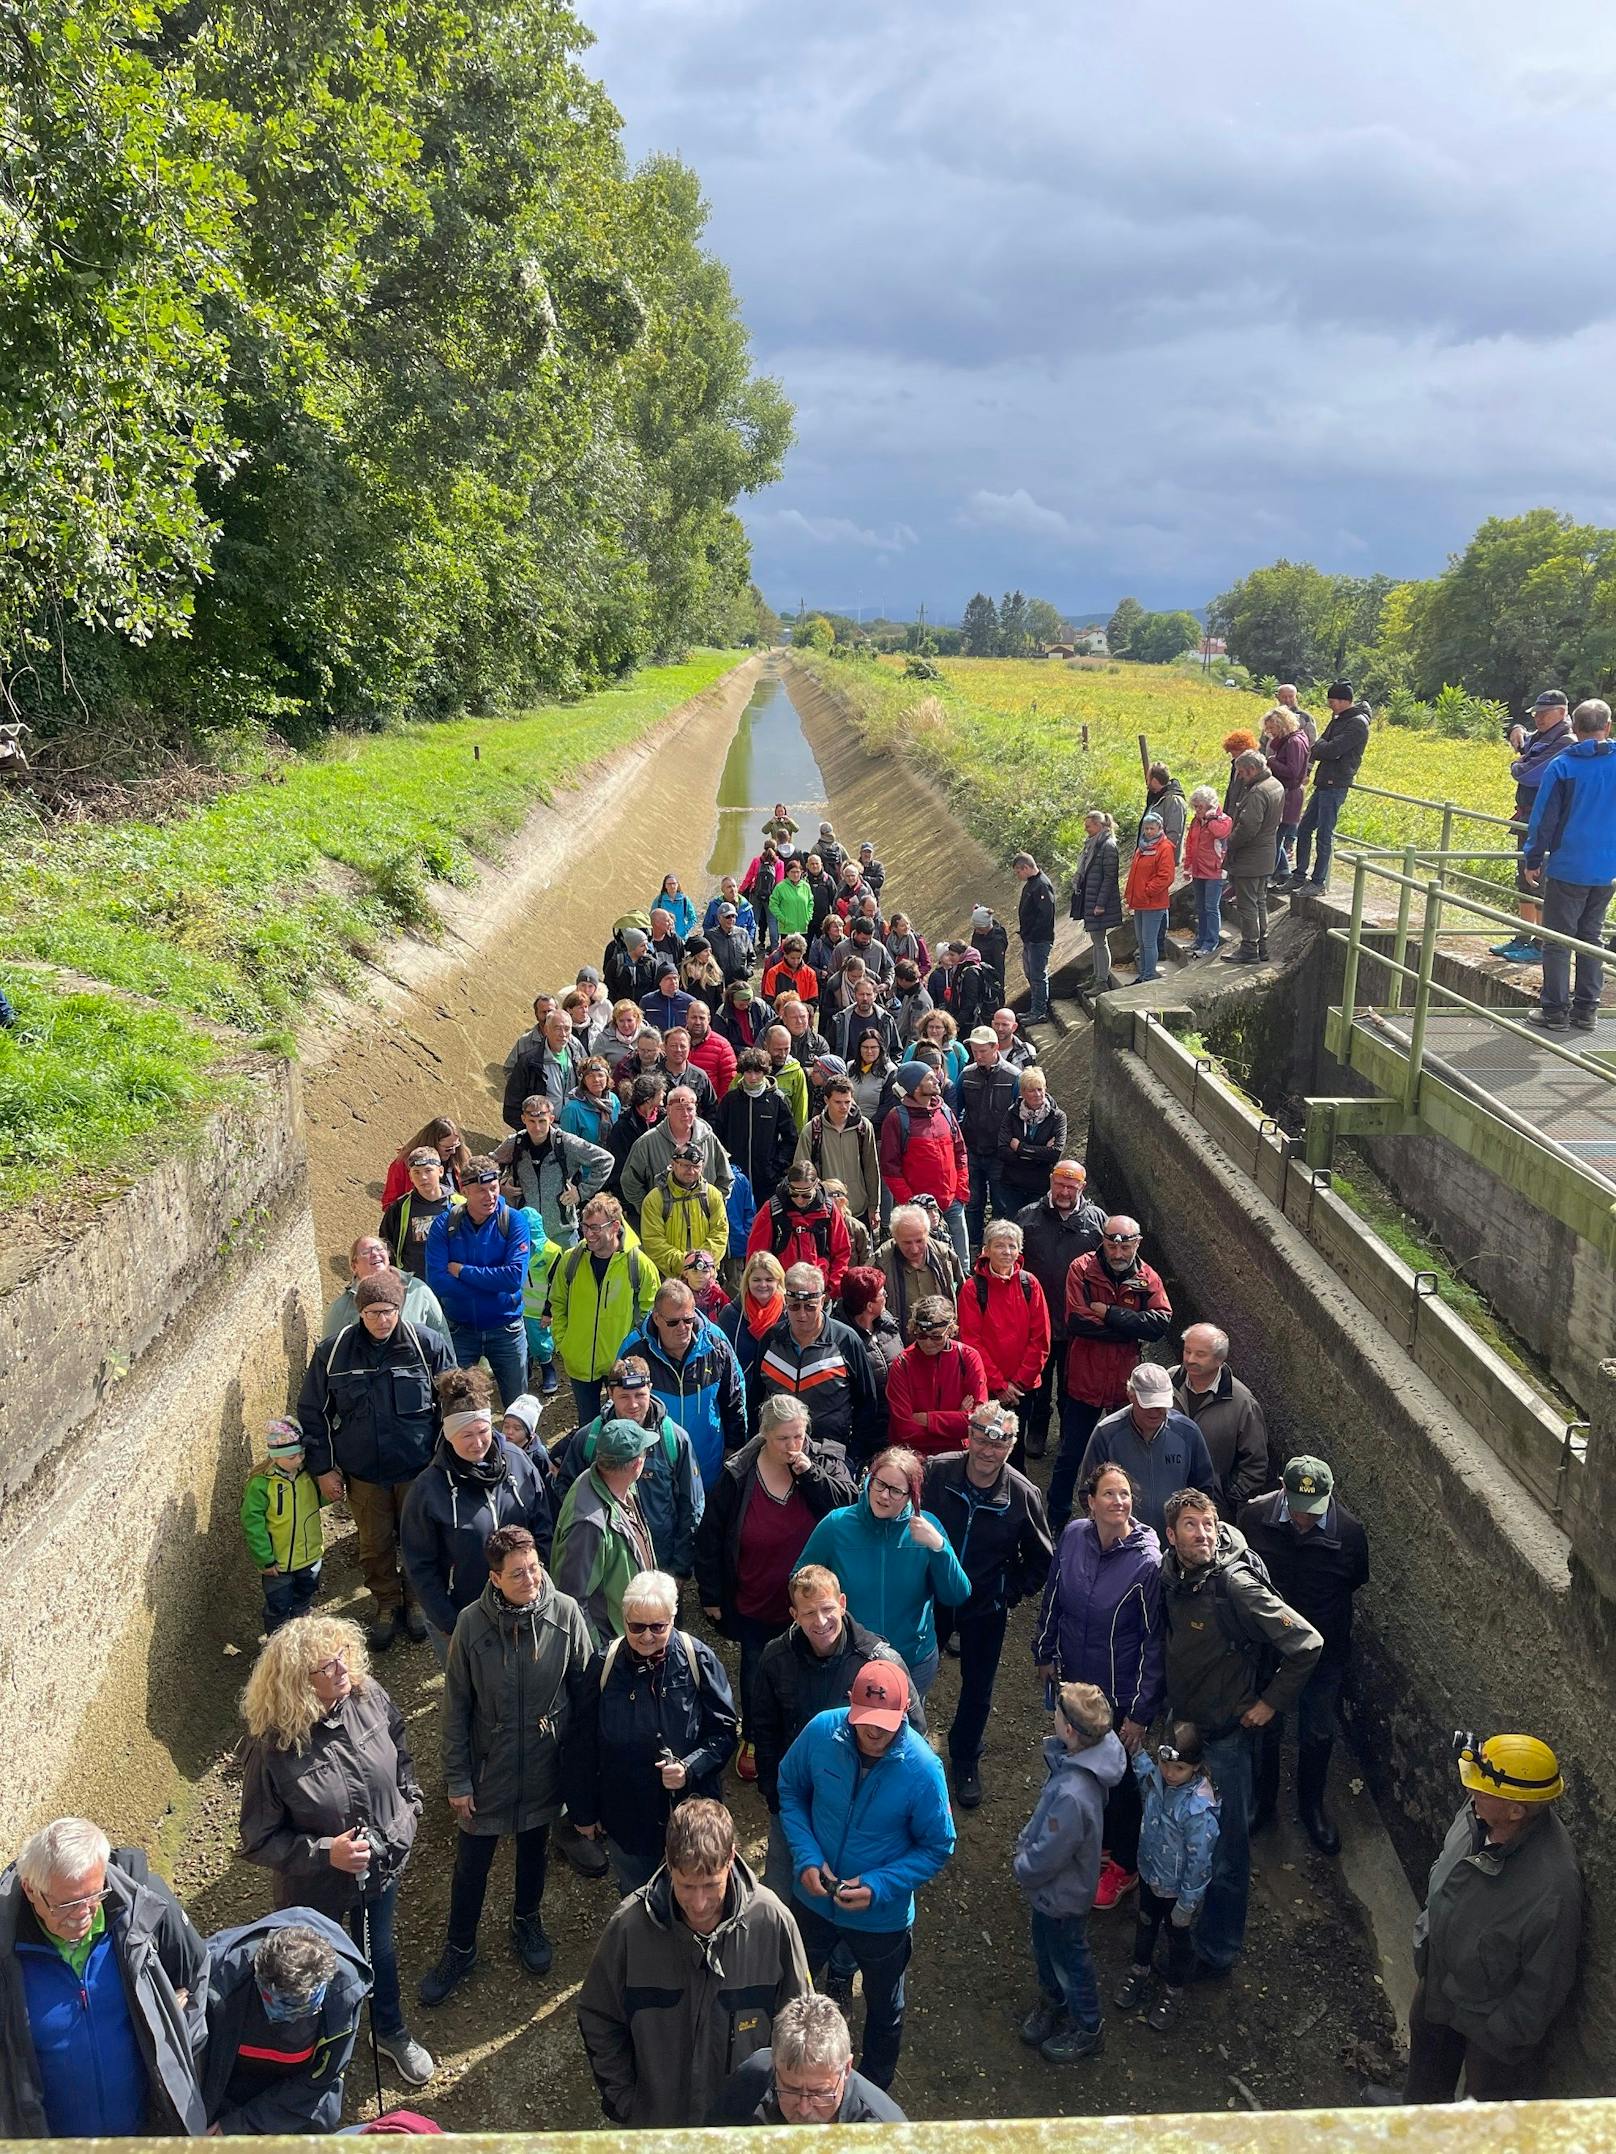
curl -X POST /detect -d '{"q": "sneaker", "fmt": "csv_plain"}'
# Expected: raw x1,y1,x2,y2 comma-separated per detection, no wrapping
1019,1996,1064,2047
538,1360,559,1398
954,1762,983,1810
374,2028,436,2085
1146,1986,1183,2033
1092,1861,1138,1912
736,1741,758,1783
417,1942,476,2007
1041,2019,1105,2063
1571,1011,1599,1032
1527,1008,1569,1032
1113,1967,1153,2012
1222,947,1261,965
401,1604,429,1644
365,1609,400,1654
1491,940,1540,964
511,1914,553,1976
553,1818,609,1880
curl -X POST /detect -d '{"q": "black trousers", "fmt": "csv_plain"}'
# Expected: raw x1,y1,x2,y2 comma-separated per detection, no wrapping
1132,1878,1196,1986
1402,1978,1545,2103
935,1603,1009,1765
447,1825,550,1948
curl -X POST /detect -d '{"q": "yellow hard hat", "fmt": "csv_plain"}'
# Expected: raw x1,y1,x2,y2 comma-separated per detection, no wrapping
1454,1731,1564,1804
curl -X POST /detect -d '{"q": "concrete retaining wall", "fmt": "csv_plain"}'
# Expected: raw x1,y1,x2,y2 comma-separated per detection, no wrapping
1087,1014,1613,2088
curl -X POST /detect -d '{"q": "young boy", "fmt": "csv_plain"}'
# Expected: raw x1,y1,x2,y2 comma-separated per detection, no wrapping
1116,1722,1222,2030
500,1393,553,1474
240,1418,326,1633
1014,1680,1127,2064
514,1203,562,1397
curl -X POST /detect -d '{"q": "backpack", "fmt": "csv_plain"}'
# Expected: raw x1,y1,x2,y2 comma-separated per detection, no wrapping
768,1195,831,1263
895,1101,962,1149
599,1628,703,1691
448,1201,518,1244
972,1269,1034,1316
560,1239,646,1301
1168,1545,1282,1693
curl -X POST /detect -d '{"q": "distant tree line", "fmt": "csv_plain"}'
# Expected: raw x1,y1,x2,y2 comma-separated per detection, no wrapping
1104,598,1203,665
1,0,792,763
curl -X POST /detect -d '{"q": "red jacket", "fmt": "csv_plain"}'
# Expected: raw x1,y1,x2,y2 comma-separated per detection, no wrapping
688,1029,738,1101
956,1258,1052,1395
885,1340,989,1458
1063,1249,1173,1408
1182,813,1231,882
762,960,818,1007
1125,836,1177,912
746,1193,852,1296
878,1099,970,1208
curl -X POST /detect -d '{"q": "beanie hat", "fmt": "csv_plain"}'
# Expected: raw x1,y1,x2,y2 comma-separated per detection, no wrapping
1327,679,1354,702
896,1059,931,1096
971,905,994,929
839,1266,885,1320
504,1394,542,1438
355,1271,406,1311
267,1417,304,1459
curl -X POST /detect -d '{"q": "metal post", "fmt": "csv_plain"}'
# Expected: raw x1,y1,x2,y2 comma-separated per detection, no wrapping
1391,843,1415,1010
1403,881,1441,1111
1439,801,1454,873
1339,855,1367,1021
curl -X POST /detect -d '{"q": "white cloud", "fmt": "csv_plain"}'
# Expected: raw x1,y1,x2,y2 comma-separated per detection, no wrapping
958,489,1081,544
755,508,918,554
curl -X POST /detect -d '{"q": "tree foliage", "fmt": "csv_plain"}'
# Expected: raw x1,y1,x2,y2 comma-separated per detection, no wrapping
1106,595,1144,657
960,591,998,657
1127,609,1201,664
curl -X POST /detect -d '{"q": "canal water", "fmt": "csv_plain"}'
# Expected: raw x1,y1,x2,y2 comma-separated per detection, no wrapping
705,668,830,881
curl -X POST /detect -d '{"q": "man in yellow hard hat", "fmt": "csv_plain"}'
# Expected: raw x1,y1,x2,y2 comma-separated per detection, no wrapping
1401,1730,1581,2101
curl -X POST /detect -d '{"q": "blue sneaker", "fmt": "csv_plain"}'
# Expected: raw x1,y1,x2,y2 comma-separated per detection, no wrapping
1491,939,1539,964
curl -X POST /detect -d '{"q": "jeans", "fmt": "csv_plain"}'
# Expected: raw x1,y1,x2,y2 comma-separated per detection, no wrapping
1030,1909,1101,2033
1047,1396,1103,1532
936,1603,1009,1765
1192,880,1223,951
569,1376,603,1426
1275,821,1298,875
1294,788,1343,888
941,1199,970,1272
450,1320,528,1409
734,1613,790,1737
1023,939,1054,1022
1402,1977,1543,2103
1540,877,1613,1018
606,1838,660,1898
350,1877,403,2037
965,1157,1012,1253
447,1825,549,1948
262,1563,321,1633
909,1643,941,1699
1132,910,1165,981
1194,1726,1255,1971
791,1903,913,2088
764,1813,795,1901
1133,1878,1196,1986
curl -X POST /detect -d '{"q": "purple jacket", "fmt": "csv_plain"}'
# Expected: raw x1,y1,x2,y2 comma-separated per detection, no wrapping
1032,1518,1164,1724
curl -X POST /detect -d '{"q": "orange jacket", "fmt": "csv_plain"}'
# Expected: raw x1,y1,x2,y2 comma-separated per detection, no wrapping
1125,836,1177,912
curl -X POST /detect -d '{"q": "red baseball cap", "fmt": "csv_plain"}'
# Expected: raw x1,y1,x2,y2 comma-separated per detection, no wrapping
847,1660,909,1732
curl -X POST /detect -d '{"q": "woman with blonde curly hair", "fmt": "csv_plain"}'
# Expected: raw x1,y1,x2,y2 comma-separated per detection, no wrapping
238,1616,433,2087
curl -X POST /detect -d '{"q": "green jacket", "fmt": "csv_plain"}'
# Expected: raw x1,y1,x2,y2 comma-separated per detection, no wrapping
773,1055,809,1131
442,1574,596,1835
240,1467,325,1573
550,1466,658,1644
549,1237,659,1381
1162,1522,1322,1737
768,877,815,938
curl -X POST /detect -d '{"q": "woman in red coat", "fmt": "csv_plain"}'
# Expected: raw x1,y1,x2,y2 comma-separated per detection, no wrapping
955,1221,1051,1463
884,1294,988,1460
1124,813,1177,984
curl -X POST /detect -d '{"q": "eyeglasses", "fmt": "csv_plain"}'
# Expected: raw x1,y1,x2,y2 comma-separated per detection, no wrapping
870,1478,909,1499
626,1618,672,1636
44,1888,110,1917
774,2072,846,2113
311,1652,349,1681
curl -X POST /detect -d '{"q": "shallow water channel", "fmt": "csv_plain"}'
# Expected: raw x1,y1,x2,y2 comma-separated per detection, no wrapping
705,666,829,880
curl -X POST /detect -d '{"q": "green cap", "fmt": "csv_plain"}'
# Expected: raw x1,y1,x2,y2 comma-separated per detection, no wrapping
596,1416,657,1467
1282,1455,1333,1516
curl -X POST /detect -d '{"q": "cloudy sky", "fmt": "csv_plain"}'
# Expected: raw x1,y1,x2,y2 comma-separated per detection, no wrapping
583,0,1616,622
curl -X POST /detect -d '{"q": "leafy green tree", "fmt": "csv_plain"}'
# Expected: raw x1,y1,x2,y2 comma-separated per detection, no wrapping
1106,596,1144,657
1130,610,1202,664
794,613,834,652
961,591,999,656
1413,510,1616,707
997,589,1029,656
1023,598,1069,647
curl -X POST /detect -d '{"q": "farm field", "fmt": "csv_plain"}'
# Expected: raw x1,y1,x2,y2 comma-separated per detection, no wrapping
793,652,1515,879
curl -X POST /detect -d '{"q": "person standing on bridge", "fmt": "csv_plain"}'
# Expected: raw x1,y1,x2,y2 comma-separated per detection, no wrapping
1494,690,1575,964
1291,681,1371,895
1523,697,1616,1033
1013,851,1057,1025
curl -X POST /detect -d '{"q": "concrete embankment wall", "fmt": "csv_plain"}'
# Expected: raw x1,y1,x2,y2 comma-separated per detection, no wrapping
0,660,762,1851
1086,995,1615,2087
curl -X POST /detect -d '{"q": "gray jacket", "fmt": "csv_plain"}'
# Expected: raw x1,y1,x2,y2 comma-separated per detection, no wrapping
623,1118,732,1221
1162,1522,1323,1737
495,1124,613,1247
1171,1362,1270,1514
443,1574,597,1836
1414,1803,1582,2065
1012,1732,1128,1916
1225,773,1285,878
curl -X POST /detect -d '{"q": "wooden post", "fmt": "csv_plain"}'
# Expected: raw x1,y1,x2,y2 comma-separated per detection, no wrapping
1081,723,1090,752
474,743,481,761
1138,733,1151,781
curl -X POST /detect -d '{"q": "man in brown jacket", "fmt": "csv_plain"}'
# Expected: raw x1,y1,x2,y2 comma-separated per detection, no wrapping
1223,750,1285,965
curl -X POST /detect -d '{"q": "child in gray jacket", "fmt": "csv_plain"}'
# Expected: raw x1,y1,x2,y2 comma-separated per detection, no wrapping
1013,1681,1127,2065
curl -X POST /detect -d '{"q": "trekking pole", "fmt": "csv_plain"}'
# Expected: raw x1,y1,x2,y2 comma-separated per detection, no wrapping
362,1892,385,2119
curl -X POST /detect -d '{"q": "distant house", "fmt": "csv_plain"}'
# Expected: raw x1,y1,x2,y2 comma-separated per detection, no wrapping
1040,641,1076,659
1201,635,1227,657
1073,628,1108,655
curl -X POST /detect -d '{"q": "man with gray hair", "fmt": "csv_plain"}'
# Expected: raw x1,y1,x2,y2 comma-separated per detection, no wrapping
707,1989,907,2122
1523,697,1616,1033
1223,749,1285,966
0,1817,209,2136
1171,1323,1270,1515
1274,682,1317,744
201,1911,372,2133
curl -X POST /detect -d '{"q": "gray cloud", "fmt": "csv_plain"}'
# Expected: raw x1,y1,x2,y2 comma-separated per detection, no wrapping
583,0,1616,614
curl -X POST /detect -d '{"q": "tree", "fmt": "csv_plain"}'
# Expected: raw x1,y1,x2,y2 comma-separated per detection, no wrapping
794,613,834,652
997,589,1029,656
1130,610,1202,664
961,591,999,656
1107,596,1144,657
1412,510,1616,708
1023,598,1069,648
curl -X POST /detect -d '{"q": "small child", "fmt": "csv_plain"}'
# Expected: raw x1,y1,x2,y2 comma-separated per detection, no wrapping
501,1394,553,1475
515,1204,562,1397
683,1247,732,1321
1115,1722,1222,2031
240,1418,326,1634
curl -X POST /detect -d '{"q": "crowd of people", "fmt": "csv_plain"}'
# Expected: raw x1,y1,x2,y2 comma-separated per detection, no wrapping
0,803,1586,2132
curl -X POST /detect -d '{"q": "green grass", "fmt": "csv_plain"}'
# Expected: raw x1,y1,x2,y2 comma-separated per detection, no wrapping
0,653,741,1207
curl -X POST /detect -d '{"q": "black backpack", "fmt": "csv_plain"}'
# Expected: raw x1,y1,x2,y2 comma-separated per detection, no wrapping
972,1269,1033,1316
768,1197,831,1263
1167,1545,1282,1694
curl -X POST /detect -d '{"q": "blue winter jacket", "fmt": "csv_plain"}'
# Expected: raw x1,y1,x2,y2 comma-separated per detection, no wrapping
652,891,698,939
1524,737,1616,888
1133,1751,1221,1914
425,1199,530,1329
1032,1517,1165,1724
778,1709,955,1932
726,1167,758,1256
1013,1731,1128,1917
615,1311,748,1492
398,1435,554,1637
798,1487,971,1673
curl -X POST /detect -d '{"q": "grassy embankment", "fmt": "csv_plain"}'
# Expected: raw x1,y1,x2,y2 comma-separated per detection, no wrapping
795,653,1514,877
0,653,743,1209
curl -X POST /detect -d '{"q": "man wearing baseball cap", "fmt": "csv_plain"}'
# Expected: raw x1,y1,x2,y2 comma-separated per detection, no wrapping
1397,1729,1581,2102
1238,1456,1370,1855
1076,1362,1217,1542
776,1660,954,2089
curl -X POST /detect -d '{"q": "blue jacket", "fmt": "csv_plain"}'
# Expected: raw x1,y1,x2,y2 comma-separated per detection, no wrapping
778,1710,955,1931
425,1199,530,1329
1524,737,1616,887
798,1487,971,1672
726,1167,758,1255
1013,1732,1128,1917
398,1435,554,1637
705,893,758,936
1133,1751,1221,1914
1076,1406,1218,1541
616,1312,747,1492
653,891,698,938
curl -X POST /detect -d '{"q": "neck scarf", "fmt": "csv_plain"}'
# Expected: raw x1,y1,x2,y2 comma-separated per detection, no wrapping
746,1288,785,1339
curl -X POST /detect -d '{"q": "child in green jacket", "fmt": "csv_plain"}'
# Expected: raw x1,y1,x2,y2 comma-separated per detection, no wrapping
240,1418,327,1633
517,1203,562,1396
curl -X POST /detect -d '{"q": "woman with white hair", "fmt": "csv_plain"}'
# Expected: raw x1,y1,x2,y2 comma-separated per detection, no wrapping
1183,785,1233,958
956,1219,1053,1458
707,1989,908,2122
561,1569,738,1895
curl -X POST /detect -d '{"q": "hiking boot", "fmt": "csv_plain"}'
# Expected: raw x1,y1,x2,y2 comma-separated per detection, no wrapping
374,2028,435,2086
511,1914,553,1976
553,1818,609,1879
1222,946,1261,965
1092,1860,1138,1912
417,1942,476,2007
1041,2019,1105,2063
401,1604,429,1644
954,1762,983,1811
736,1741,758,1783
1146,1986,1183,2033
366,1609,400,1654
1019,1995,1064,2047
1113,1966,1153,2012
1571,1011,1599,1032
1528,1008,1569,1032
1024,1431,1047,1460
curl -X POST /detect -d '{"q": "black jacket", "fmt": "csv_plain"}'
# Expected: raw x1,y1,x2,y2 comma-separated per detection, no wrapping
750,1614,923,1813
1308,703,1371,792
296,1319,454,1486
563,1632,738,1863
715,1081,797,1199
959,1058,1021,1157
709,2049,906,2124
399,1435,554,1637
1018,872,1056,943
922,1452,1053,1619
749,1314,879,1464
997,1099,1069,1197
605,1107,661,1203
658,1059,718,1121
1016,1191,1106,1339
928,956,996,1034
201,1909,370,2135
1070,835,1123,931
1236,1490,1369,1667
502,1034,584,1128
693,1434,857,1633
604,944,660,1004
